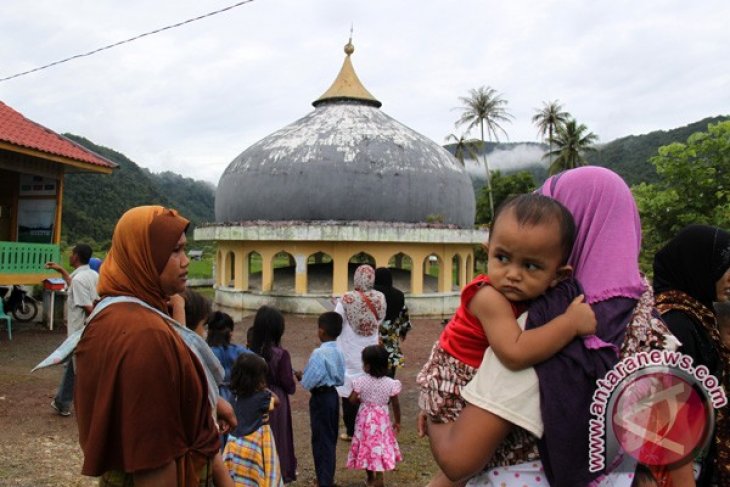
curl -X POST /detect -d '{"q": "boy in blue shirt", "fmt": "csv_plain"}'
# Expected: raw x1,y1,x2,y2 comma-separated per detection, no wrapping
296,311,346,487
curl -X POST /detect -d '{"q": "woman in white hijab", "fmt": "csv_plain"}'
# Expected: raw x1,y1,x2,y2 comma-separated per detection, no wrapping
335,264,386,440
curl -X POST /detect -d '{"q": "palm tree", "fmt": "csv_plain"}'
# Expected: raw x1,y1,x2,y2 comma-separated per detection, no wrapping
532,100,569,167
455,86,512,220
445,133,482,166
545,118,598,175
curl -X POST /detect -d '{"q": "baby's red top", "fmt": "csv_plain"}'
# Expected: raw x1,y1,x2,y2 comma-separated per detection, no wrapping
439,274,526,368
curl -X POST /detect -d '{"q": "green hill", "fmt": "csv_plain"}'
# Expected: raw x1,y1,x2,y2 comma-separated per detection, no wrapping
587,115,729,185
60,115,729,246
444,116,729,189
61,135,215,248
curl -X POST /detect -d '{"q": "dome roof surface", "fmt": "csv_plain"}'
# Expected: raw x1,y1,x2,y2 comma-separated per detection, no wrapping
215,42,475,228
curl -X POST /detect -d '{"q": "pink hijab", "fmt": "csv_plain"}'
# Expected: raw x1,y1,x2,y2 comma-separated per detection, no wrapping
341,265,386,336
540,166,645,304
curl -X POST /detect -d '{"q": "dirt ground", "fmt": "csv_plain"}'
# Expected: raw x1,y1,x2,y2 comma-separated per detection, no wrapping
0,312,445,487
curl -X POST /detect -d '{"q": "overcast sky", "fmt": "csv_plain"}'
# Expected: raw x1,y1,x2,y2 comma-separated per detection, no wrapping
1,0,728,184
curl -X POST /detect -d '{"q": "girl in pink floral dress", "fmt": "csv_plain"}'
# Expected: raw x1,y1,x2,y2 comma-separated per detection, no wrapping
346,345,402,487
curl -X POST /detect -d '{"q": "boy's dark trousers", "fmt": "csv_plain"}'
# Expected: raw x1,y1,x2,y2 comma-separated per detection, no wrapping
310,386,339,486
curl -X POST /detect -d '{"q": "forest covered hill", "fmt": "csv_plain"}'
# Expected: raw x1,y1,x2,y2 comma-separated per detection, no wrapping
588,115,729,185
61,115,728,247
61,135,214,247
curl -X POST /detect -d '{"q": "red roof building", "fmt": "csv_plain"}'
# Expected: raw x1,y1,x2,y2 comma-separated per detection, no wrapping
0,101,116,172
0,100,117,285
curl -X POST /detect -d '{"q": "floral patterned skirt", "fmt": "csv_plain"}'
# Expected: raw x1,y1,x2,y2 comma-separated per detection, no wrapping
347,403,402,472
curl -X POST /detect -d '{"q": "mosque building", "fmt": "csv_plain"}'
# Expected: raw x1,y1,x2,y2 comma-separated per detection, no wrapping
194,40,484,315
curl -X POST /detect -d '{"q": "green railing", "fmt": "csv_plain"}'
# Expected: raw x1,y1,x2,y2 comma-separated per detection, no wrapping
0,241,61,275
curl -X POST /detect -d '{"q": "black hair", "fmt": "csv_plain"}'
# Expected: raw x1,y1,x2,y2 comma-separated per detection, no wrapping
373,267,393,287
181,289,212,331
361,345,389,378
318,311,343,339
206,310,235,348
250,305,285,361
230,353,268,398
73,243,93,265
491,193,576,263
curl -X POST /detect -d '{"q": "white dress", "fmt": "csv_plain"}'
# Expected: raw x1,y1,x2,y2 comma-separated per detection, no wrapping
334,300,379,398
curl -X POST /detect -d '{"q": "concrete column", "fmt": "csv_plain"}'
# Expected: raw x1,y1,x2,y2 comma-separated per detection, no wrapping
294,254,307,294
224,251,234,287
466,254,474,282
459,252,467,289
236,248,248,291
261,253,274,292
216,251,223,287
333,253,349,296
439,254,452,293
411,254,424,295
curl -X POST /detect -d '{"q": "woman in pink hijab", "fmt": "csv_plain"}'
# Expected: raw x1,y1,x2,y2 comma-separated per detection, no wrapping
335,265,386,440
425,167,676,486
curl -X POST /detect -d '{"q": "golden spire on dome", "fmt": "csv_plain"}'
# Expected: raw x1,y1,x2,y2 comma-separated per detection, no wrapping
312,32,382,108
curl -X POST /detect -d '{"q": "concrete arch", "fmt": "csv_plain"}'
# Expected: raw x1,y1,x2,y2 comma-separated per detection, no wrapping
423,253,444,294
246,250,262,291
307,251,333,294
272,250,296,293
348,251,376,266
452,253,462,290
224,250,236,288
216,250,224,287
387,252,413,293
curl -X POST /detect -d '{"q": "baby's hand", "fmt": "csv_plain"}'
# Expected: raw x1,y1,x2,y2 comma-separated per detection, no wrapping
565,294,597,336
393,422,401,435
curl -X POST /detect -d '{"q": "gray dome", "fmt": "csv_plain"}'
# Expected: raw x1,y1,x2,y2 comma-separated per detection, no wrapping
216,101,475,228
215,43,475,228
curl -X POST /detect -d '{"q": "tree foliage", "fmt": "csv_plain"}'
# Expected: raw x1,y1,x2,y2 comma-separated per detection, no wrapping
633,121,730,271
586,115,729,186
475,170,537,225
445,133,481,165
455,86,513,219
545,119,598,175
532,100,570,168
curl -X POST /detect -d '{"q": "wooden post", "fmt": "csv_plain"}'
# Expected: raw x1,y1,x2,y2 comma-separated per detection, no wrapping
53,176,63,244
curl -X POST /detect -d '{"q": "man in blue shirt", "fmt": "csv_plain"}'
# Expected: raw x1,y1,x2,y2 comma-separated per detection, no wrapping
296,311,346,487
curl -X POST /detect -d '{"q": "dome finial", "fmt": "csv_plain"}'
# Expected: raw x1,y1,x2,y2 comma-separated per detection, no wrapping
313,32,381,108
345,24,354,55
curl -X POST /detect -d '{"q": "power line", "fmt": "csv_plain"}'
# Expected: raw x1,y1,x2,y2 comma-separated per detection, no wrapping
0,0,256,83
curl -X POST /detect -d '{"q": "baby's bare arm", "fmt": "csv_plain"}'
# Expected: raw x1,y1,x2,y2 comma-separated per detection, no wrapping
470,287,595,370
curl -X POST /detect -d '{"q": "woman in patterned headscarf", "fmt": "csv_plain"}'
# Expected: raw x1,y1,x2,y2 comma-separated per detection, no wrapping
653,224,730,486
335,265,386,440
